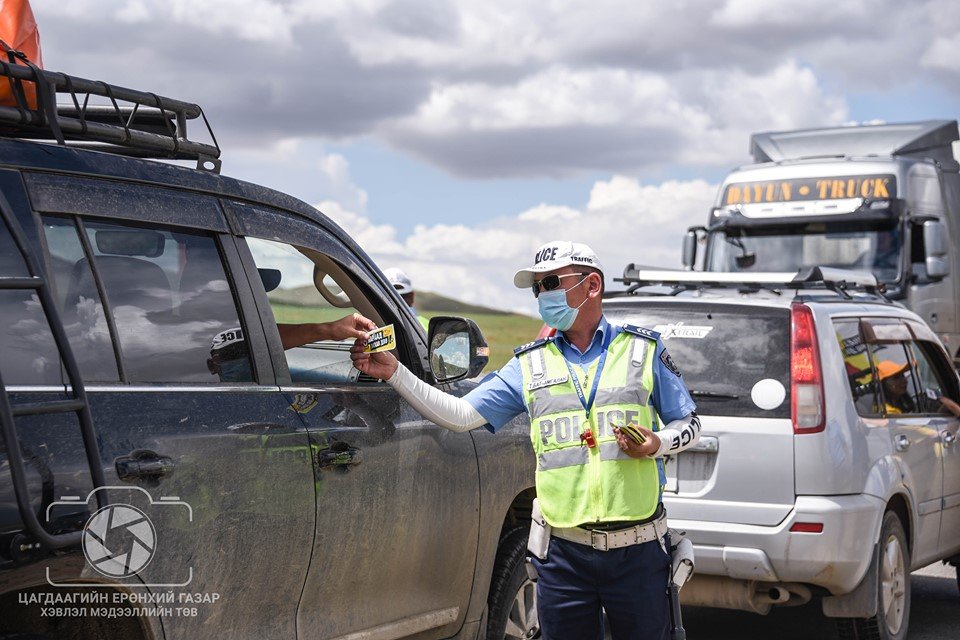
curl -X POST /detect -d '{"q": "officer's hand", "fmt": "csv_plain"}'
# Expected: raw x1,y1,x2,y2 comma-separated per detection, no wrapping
350,340,399,381
614,426,660,458
328,313,378,341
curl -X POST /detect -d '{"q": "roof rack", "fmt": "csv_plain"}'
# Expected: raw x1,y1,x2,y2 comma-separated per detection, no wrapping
616,265,887,300
0,41,221,172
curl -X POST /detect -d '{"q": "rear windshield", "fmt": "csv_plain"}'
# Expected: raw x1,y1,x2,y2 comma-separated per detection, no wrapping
605,302,791,418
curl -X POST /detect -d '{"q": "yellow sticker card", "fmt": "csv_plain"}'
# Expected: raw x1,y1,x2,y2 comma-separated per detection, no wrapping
618,422,647,445
364,324,396,353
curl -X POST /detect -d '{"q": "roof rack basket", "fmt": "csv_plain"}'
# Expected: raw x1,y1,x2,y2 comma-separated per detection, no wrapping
616,265,888,300
0,40,221,172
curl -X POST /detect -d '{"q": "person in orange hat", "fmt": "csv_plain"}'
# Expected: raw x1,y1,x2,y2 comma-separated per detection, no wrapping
877,360,916,415
876,359,960,417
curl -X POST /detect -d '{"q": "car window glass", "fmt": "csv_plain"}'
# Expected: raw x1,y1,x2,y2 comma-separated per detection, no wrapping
0,216,62,385
604,303,790,418
0,289,62,385
41,216,119,382
78,219,253,383
245,237,380,384
0,218,28,277
905,340,957,415
868,340,918,416
833,320,881,417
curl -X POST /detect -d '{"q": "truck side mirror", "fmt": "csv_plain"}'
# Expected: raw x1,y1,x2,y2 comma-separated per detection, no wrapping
681,229,698,270
923,220,949,280
427,316,490,382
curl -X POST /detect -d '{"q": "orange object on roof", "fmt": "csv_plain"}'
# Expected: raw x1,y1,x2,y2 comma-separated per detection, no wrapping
0,0,42,108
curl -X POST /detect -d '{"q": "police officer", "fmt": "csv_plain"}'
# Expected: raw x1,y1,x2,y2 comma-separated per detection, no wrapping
351,240,701,640
384,267,429,331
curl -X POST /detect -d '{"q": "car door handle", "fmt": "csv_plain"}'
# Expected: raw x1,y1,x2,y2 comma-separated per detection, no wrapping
895,435,910,452
317,444,362,469
115,450,175,482
942,431,957,447
687,436,719,453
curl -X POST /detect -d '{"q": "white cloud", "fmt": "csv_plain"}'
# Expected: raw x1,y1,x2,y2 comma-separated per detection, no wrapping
382,60,848,176
317,153,369,212
319,200,405,255
324,175,717,314
517,204,581,222
33,0,957,178
922,33,960,73
711,0,871,28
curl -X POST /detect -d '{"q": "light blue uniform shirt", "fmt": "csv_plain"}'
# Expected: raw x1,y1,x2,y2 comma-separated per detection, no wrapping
465,316,696,432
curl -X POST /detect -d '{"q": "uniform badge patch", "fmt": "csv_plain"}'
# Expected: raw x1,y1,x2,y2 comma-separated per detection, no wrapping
527,375,568,391
660,349,682,377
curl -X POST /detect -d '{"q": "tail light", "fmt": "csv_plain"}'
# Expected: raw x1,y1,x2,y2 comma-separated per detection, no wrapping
791,302,825,434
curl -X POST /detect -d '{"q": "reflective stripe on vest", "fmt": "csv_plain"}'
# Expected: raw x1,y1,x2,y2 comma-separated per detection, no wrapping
520,331,660,528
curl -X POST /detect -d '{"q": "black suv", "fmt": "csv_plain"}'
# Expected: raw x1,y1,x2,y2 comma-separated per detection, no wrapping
0,62,536,639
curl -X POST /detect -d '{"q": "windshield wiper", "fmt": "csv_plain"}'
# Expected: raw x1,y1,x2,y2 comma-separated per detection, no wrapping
689,390,739,399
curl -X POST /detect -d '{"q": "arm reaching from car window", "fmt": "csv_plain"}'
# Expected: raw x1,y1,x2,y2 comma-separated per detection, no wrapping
350,344,485,432
279,313,377,350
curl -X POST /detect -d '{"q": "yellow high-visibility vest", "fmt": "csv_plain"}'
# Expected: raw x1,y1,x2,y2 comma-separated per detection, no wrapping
518,328,660,528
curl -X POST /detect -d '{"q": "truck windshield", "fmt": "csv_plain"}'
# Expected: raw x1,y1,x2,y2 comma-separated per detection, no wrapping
706,223,901,283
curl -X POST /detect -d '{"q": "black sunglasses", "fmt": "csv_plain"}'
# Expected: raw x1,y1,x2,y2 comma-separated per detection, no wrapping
531,273,588,298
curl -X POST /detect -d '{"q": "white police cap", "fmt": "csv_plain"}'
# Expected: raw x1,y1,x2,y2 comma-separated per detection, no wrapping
383,267,413,294
513,240,603,288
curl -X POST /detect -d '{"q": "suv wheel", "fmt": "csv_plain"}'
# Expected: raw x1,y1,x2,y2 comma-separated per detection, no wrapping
486,527,539,640
836,511,911,640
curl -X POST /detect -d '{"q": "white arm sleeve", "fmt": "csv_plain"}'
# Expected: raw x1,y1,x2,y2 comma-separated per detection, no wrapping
653,413,701,457
385,364,487,433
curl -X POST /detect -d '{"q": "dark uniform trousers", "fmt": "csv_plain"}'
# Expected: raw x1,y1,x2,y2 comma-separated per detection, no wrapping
530,534,671,640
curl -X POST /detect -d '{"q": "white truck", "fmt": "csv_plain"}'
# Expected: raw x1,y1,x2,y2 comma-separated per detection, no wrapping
682,120,960,361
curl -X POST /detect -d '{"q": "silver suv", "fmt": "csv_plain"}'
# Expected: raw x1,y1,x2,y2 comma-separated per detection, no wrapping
604,266,960,640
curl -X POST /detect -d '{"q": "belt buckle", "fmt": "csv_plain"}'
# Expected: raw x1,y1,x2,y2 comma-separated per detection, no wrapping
590,529,609,551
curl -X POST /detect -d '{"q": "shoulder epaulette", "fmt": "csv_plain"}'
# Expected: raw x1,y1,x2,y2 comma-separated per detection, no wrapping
513,337,551,357
622,324,660,341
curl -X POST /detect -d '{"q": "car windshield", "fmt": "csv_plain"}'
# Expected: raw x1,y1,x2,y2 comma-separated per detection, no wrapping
706,223,901,283
604,302,791,419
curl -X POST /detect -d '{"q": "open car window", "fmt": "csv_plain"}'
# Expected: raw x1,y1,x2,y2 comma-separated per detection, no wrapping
245,237,386,385
905,340,960,415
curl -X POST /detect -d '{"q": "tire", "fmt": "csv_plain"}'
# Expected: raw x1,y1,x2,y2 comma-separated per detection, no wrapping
835,511,911,640
486,527,540,640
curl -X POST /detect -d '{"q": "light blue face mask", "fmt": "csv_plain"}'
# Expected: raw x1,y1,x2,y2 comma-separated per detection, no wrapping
537,276,589,331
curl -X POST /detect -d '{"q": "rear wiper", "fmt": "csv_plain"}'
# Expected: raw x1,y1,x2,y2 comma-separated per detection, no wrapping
689,390,739,399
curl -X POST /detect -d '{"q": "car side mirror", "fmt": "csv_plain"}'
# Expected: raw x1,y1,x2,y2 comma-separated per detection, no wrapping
427,316,489,382
681,228,701,270
922,220,949,280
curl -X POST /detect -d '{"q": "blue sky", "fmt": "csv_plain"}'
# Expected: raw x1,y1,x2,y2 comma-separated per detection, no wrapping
34,1,960,313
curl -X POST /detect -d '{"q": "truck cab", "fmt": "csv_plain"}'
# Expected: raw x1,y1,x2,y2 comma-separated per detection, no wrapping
684,121,960,360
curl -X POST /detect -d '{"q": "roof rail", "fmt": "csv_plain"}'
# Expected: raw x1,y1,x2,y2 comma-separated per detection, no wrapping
0,43,221,172
616,265,886,299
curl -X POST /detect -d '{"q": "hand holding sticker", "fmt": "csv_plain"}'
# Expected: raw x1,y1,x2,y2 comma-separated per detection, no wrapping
616,422,647,445
363,324,396,353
